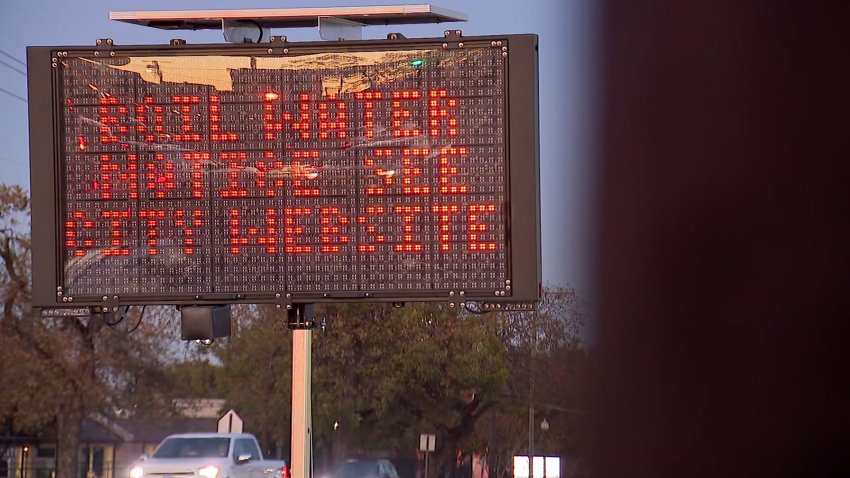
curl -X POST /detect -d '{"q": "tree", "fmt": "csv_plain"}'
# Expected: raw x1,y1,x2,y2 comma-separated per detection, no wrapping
205,288,590,478
482,286,589,478
313,302,509,476
214,305,293,459
0,185,41,433
207,301,510,476
0,183,177,478
167,358,227,399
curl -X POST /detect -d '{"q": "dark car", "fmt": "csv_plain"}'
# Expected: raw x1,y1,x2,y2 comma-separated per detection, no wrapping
332,459,400,478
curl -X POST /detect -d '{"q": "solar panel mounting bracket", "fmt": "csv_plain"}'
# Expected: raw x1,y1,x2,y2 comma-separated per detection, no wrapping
317,16,364,41
109,5,468,43
222,19,270,43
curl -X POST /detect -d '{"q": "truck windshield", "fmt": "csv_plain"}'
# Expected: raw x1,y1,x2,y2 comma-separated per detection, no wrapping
333,462,380,478
152,438,231,458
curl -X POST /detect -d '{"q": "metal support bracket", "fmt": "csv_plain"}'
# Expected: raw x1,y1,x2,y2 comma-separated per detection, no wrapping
274,292,293,311
444,29,463,40
222,19,270,43
94,38,115,58
441,29,464,49
387,32,407,40
318,16,364,41
94,38,114,50
97,294,121,315
287,303,315,330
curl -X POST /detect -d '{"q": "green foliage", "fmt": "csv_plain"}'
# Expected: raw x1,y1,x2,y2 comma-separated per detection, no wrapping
473,286,590,476
214,305,293,455
312,302,509,454
167,359,227,398
201,286,589,477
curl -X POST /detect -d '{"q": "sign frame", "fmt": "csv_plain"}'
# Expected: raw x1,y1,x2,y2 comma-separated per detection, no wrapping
28,34,540,307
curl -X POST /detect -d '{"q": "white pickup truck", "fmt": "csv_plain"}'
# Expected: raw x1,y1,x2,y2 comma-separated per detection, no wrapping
131,433,289,478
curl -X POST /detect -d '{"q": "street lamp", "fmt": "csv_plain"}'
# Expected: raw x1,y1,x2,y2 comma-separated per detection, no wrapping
539,420,549,478
529,416,550,478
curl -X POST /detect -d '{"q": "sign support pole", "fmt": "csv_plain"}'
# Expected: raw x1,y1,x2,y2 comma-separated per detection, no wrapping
419,434,435,478
289,304,314,478
291,329,312,478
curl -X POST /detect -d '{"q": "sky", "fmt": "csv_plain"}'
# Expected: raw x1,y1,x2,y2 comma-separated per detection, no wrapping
0,0,598,295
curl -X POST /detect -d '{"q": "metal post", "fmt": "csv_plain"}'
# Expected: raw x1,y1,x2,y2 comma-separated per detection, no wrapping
291,329,312,478
86,448,94,478
289,304,314,478
528,309,538,478
424,452,429,478
20,447,27,478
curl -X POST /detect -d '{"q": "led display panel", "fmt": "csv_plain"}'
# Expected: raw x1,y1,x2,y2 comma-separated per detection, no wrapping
28,36,540,306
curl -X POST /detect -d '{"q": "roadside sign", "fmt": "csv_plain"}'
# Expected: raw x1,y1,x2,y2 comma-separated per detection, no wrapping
218,409,244,433
419,434,435,452
28,35,541,308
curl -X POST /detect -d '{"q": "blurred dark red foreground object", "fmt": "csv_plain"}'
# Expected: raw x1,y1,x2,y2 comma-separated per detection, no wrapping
594,1,849,477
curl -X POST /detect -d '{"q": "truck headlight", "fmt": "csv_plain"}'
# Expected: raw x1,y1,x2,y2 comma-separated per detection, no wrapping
130,467,144,478
198,466,220,478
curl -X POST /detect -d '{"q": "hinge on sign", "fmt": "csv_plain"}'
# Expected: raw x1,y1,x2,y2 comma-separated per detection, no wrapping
269,35,288,44
387,32,406,40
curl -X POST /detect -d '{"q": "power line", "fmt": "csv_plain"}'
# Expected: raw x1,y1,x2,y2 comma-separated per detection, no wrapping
0,52,28,105
0,87,26,103
0,59,26,76
0,50,25,67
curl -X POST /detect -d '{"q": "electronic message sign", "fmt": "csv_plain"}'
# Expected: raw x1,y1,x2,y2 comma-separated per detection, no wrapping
28,35,540,307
